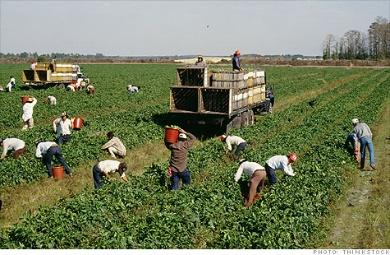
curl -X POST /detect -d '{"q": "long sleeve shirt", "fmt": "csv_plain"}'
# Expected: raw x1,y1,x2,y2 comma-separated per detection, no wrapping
266,155,295,176
53,118,72,135
353,122,372,139
225,135,246,151
22,98,37,121
48,96,57,105
97,160,126,178
101,137,126,156
234,161,265,182
232,56,241,71
35,142,57,158
1,138,25,159
168,132,196,172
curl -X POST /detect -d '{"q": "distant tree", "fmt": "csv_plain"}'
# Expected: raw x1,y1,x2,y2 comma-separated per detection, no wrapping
368,16,390,59
322,34,336,60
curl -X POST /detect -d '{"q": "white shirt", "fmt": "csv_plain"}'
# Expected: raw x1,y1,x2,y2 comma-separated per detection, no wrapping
97,160,126,177
10,77,16,84
31,63,37,70
53,118,72,135
225,135,246,151
6,82,12,92
22,98,37,121
35,142,57,158
266,155,295,176
1,138,25,159
127,85,139,93
48,96,57,105
234,161,265,182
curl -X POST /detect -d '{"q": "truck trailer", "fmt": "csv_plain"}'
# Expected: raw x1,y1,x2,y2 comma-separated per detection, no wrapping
169,66,271,132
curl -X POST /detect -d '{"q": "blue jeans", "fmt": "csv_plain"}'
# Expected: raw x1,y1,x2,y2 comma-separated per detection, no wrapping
93,164,104,189
233,142,247,158
360,136,375,168
265,164,277,185
43,146,72,177
170,168,191,190
57,134,71,145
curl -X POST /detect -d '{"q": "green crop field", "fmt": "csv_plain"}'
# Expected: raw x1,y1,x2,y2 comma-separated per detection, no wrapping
0,64,388,248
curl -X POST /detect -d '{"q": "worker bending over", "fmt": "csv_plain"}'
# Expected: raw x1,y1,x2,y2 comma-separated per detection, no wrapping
167,129,196,190
53,112,72,144
92,160,128,189
220,135,247,160
101,131,126,159
86,85,95,94
235,160,266,208
352,118,376,170
0,138,26,160
47,96,57,106
265,153,297,185
35,141,72,178
127,85,140,93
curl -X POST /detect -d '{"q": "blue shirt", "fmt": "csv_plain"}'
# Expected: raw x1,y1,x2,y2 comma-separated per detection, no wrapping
232,56,241,71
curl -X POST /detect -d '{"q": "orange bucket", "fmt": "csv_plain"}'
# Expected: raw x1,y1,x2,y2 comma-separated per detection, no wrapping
164,127,179,144
52,165,65,180
21,96,30,104
73,117,84,130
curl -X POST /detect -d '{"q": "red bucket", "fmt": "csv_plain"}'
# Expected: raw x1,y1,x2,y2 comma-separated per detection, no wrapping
73,117,84,130
21,96,30,104
52,165,64,180
164,127,179,144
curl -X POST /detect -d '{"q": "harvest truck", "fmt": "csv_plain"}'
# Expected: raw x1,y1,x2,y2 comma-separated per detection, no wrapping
22,63,89,87
169,66,271,132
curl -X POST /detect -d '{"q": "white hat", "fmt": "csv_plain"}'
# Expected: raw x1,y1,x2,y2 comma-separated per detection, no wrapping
352,118,359,124
179,133,187,139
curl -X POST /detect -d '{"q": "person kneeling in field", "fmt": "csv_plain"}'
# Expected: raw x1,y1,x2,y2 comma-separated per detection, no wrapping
92,160,128,189
86,85,95,94
0,138,26,160
235,159,266,208
265,153,297,185
220,135,247,160
35,140,72,178
101,131,126,159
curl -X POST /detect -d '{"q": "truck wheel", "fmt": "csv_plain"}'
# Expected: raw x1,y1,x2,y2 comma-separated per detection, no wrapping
248,110,255,125
241,112,249,127
232,115,242,129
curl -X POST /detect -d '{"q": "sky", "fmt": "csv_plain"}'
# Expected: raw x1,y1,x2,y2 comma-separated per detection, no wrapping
0,0,389,56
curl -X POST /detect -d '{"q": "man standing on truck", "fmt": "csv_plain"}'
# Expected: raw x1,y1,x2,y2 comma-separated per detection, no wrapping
22,97,37,130
52,112,72,144
232,50,242,71
35,140,72,178
167,129,196,190
352,118,376,170
234,159,266,208
265,153,297,185
195,55,206,66
0,138,26,160
220,135,247,160
101,131,126,159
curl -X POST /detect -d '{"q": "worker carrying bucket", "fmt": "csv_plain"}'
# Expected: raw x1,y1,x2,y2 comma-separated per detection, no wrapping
165,127,196,190
52,112,72,144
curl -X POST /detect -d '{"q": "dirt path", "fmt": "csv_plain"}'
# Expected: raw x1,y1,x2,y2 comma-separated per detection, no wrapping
321,98,390,248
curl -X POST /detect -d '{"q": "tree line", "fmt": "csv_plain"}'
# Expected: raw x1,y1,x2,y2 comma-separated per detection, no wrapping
323,16,390,60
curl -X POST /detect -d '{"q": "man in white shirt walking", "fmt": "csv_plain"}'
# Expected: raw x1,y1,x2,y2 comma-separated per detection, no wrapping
0,138,26,159
35,141,72,177
235,160,266,208
92,160,128,189
52,112,72,144
101,131,126,158
265,153,297,185
22,97,37,130
220,135,247,160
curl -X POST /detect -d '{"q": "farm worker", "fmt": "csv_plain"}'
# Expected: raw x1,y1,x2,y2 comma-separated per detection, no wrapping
266,88,275,113
167,129,196,190
6,81,12,92
265,153,297,185
92,160,128,189
0,138,26,160
47,95,57,106
31,61,37,70
52,112,72,144
127,85,140,93
21,97,37,130
234,160,266,208
49,56,56,72
232,50,241,71
0,85,4,92
86,85,95,94
195,55,206,66
101,131,126,159
346,132,360,164
220,135,247,160
9,76,16,89
66,84,76,92
352,118,376,170
35,141,72,178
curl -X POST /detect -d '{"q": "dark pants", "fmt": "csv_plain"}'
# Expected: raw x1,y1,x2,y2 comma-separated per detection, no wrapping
57,134,71,145
93,164,104,189
233,142,247,159
43,146,71,177
265,164,277,185
170,168,191,190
